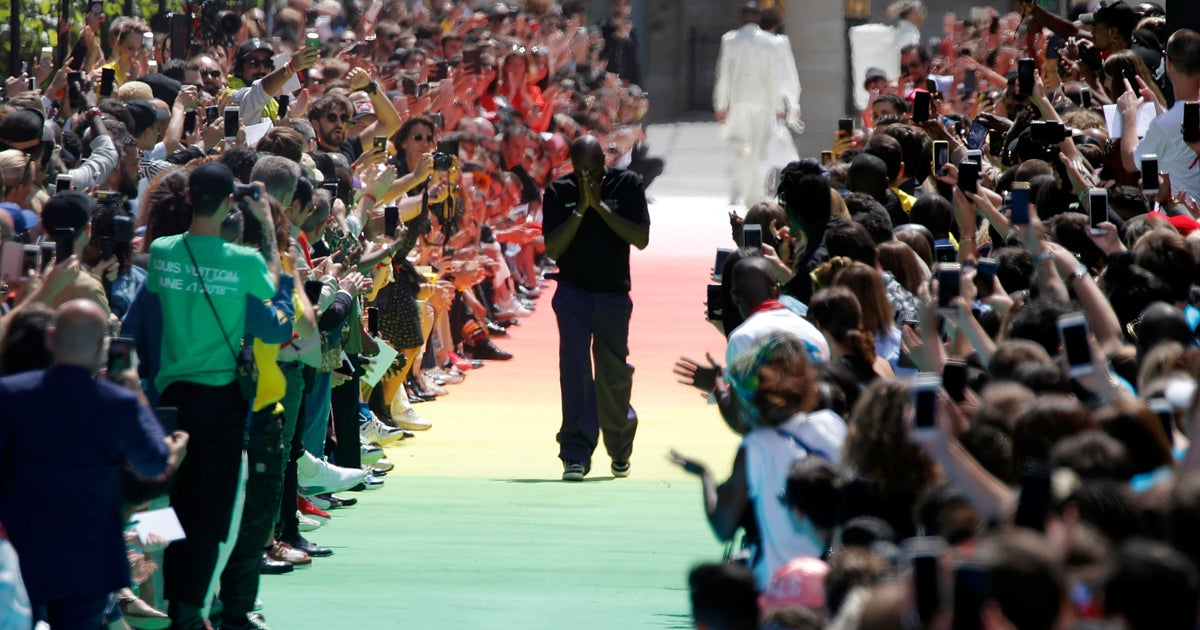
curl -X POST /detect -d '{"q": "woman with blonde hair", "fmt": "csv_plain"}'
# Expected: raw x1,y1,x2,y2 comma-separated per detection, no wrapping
0,149,36,210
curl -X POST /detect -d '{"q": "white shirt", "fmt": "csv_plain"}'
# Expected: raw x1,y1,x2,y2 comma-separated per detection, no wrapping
741,410,847,587
726,307,831,369
713,24,798,144
895,20,921,49
1135,101,1200,201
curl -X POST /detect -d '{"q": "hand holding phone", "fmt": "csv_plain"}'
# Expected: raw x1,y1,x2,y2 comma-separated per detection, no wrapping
1087,188,1108,236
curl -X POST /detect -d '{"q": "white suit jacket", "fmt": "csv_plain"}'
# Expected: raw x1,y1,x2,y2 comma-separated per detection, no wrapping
713,24,803,142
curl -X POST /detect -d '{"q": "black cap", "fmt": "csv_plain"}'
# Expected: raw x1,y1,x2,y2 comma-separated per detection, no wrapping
139,73,182,108
189,162,237,211
41,191,95,232
1086,1,1139,34
127,99,170,136
237,38,274,60
0,108,45,145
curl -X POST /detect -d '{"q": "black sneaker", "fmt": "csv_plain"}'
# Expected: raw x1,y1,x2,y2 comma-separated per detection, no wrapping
562,462,586,482
611,461,631,478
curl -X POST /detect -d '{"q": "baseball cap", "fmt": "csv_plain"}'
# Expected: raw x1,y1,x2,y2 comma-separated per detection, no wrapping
237,38,274,60
127,99,170,136
189,162,237,211
352,100,376,122
758,557,829,615
139,72,182,108
863,67,889,90
1082,1,1139,33
41,192,95,232
0,108,46,148
0,202,39,235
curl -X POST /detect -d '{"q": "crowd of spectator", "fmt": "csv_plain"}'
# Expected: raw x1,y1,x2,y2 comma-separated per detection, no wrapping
0,0,655,628
678,1,1200,629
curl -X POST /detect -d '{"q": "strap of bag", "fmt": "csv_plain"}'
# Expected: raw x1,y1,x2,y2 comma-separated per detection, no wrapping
183,236,240,363
774,426,832,462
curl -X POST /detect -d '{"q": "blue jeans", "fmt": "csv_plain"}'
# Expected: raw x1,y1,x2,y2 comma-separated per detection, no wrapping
552,280,638,466
302,371,333,457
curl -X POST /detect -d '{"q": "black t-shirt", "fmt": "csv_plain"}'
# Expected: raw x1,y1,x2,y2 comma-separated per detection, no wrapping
542,169,650,293
340,136,364,165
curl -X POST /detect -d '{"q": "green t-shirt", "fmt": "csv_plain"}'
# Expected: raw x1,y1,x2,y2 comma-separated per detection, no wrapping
147,233,276,392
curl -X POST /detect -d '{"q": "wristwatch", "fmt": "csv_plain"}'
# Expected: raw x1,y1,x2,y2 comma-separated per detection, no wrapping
363,81,377,95
1071,263,1089,282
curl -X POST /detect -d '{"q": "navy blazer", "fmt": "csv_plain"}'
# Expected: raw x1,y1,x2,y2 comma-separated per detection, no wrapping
0,365,168,602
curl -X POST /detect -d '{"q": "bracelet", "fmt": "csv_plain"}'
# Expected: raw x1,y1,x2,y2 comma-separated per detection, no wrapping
1071,264,1089,282
362,193,377,204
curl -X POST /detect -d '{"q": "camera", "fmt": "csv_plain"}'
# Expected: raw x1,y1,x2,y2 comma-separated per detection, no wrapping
235,183,261,202
1029,120,1068,144
169,0,242,59
432,152,454,171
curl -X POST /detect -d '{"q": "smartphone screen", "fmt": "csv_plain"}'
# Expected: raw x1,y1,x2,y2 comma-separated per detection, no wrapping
913,552,941,623
1185,102,1200,144
976,258,996,298
933,140,949,173
1141,155,1160,196
1058,315,1093,375
963,68,977,95
714,248,734,281
943,360,968,403
276,94,290,114
107,336,135,378
67,71,84,109
1088,189,1107,234
912,90,931,124
383,205,399,236
953,562,990,630
966,121,988,150
838,117,853,134
706,283,722,320
55,228,75,263
367,306,380,336
821,150,834,167
742,224,762,249
223,107,239,139
957,160,979,194
56,174,72,192
1011,183,1031,224
303,279,323,306
205,105,219,123
1014,458,1053,532
184,110,197,135
374,136,387,151
935,243,956,264
912,375,940,429
323,181,339,199
938,264,961,310
1080,87,1092,109
1017,58,1035,96
170,13,188,60
99,67,115,98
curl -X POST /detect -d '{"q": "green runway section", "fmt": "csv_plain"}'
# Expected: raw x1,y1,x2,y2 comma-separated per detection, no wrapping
257,476,721,629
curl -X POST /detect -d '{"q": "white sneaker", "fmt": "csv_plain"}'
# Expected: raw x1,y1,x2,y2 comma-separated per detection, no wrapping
392,408,432,431
297,511,322,532
297,452,365,495
360,412,407,445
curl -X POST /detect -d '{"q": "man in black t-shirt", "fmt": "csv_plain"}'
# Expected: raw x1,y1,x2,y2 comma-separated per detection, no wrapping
543,136,650,481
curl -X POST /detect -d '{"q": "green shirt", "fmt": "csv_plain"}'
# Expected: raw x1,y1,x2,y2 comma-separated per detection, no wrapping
147,233,276,392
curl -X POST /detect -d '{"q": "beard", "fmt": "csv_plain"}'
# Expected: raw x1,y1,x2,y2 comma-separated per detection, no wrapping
119,171,140,199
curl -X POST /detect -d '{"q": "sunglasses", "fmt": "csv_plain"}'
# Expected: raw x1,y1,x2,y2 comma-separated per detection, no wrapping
246,57,274,69
200,70,222,78
324,113,351,124
410,134,434,142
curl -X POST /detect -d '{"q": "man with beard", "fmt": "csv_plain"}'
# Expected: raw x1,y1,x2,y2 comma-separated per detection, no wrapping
225,38,318,126
306,93,354,154
192,54,226,96
306,68,402,163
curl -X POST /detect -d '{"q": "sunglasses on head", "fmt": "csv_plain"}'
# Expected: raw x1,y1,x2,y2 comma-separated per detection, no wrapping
324,113,350,124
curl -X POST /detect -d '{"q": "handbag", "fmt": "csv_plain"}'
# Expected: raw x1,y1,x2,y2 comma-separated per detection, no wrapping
183,237,258,401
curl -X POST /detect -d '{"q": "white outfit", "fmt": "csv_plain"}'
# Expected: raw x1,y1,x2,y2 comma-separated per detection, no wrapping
741,410,847,587
726,307,831,369
713,23,802,206
895,19,921,49
1135,101,1200,201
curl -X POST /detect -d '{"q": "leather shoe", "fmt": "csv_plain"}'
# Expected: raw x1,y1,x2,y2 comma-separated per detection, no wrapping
465,339,513,361
267,540,311,565
280,535,332,557
258,553,294,575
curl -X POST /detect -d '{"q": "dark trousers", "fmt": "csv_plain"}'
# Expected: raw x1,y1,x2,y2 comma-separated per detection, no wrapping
33,593,109,630
277,365,313,540
218,404,284,622
160,381,247,618
330,371,362,470
552,280,638,466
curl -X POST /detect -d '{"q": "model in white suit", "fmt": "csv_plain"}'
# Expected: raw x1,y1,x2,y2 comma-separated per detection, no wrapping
713,7,802,207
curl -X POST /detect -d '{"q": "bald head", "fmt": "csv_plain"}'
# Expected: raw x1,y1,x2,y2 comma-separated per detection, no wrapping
731,256,779,317
570,135,605,179
50,299,108,368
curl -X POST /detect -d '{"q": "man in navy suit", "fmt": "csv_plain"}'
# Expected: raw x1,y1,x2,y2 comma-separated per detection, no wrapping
0,299,187,629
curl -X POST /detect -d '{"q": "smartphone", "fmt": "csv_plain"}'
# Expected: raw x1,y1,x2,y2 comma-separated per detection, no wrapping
367,306,380,336
912,90,931,124
976,258,997,298
276,94,290,114
154,407,179,433
170,13,188,61
1087,188,1108,235
235,183,261,203
56,174,73,192
952,562,990,630
303,279,323,306
107,336,135,378
943,360,968,403
27,76,35,92
1184,102,1200,144
905,536,944,625
55,227,75,263
820,150,834,167
463,48,482,73
322,182,339,202
1141,154,1160,197
223,106,239,139
965,120,988,150
67,71,84,109
988,127,1006,157
838,117,854,134
965,149,983,163
205,105,219,124
912,373,941,431
933,140,949,174
1080,86,1092,109
1017,58,1035,96
1014,458,1053,532
1058,313,1094,377
306,32,321,50
112,215,134,246
1010,182,1031,224
401,77,418,97
742,224,762,249
1149,398,1174,442
183,110,197,135
143,31,155,55
1,243,23,282
957,160,980,194
962,67,977,96
40,46,53,64
714,248,734,282
938,264,961,312
935,243,956,264
705,283,722,320
38,242,55,272
373,135,387,152
383,205,399,236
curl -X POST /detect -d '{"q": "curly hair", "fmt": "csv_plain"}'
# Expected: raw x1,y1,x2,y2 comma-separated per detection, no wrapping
843,379,939,493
